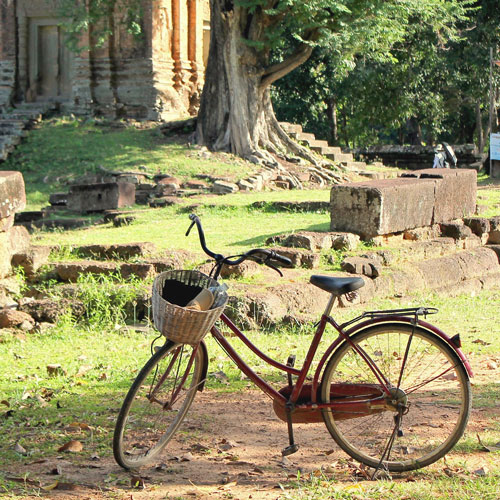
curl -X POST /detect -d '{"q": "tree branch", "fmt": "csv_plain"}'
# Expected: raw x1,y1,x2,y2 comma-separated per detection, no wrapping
260,29,319,90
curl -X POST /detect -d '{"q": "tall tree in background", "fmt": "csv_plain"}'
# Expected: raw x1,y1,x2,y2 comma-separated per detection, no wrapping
196,0,468,163
274,1,499,150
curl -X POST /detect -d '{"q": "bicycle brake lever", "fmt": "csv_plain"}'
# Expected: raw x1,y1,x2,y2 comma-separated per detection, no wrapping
266,262,283,277
185,220,196,237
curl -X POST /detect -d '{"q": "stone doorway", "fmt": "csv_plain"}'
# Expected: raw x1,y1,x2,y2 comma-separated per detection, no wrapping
28,19,72,102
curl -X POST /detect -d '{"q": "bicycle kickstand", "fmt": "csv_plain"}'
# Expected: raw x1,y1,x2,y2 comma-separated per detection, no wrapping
282,402,299,457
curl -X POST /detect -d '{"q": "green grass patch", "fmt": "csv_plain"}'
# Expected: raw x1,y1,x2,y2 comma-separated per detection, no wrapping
1,117,258,210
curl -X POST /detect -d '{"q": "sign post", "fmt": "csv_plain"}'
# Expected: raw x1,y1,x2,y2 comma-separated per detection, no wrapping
491,133,500,160
491,133,500,178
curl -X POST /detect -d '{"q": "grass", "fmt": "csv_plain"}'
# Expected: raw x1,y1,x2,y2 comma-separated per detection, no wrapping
2,116,259,210
1,118,500,498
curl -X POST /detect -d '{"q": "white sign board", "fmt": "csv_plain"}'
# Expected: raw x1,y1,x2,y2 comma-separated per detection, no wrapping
491,133,500,161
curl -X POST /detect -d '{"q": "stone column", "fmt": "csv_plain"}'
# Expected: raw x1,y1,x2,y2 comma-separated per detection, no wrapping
0,0,17,106
0,172,27,279
171,0,183,91
187,0,204,94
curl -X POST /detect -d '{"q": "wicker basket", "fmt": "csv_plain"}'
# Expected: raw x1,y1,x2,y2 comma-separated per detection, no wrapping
152,270,228,344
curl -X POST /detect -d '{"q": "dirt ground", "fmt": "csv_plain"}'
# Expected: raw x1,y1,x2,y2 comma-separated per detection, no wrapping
3,357,499,500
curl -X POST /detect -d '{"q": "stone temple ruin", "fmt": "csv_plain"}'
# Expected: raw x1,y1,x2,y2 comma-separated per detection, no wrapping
0,0,210,120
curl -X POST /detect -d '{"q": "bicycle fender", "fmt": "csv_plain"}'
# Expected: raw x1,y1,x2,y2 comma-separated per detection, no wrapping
314,316,473,394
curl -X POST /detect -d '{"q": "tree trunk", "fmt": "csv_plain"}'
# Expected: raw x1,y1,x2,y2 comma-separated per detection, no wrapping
406,117,422,145
196,1,318,165
326,97,338,145
475,99,484,152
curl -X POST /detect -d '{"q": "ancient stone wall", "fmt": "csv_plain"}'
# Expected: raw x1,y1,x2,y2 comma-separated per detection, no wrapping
354,144,483,170
0,0,17,107
0,172,27,279
0,0,209,119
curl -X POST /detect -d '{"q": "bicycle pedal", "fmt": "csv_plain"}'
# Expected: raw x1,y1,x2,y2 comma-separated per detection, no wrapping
282,444,299,457
286,355,296,367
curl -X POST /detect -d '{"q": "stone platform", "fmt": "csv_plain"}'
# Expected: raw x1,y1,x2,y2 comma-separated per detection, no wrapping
330,169,477,239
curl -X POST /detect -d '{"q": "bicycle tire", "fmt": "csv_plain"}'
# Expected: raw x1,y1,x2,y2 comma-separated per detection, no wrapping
320,323,471,472
113,341,206,469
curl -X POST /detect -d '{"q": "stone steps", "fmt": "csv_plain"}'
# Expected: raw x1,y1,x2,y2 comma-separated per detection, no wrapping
279,121,361,169
0,102,54,162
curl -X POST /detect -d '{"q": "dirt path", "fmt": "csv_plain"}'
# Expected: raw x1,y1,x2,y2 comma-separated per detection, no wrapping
3,358,499,500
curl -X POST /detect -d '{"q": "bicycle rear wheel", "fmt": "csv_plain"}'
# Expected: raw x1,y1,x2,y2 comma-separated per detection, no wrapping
113,341,206,469
321,323,471,472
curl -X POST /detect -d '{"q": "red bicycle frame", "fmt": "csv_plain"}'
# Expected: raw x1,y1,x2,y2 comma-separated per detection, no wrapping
209,309,473,419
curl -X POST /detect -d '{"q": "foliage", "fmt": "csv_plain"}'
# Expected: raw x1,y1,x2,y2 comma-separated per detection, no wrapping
274,1,500,148
59,0,144,51
73,272,147,327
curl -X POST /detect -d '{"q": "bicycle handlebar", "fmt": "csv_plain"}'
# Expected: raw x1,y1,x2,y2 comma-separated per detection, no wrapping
186,214,293,275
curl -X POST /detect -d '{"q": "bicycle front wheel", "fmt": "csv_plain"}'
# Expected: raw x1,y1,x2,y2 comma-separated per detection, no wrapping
321,323,471,472
113,341,206,469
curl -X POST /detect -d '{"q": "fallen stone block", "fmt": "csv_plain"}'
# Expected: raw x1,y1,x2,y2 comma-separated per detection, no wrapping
331,170,477,239
49,193,68,206
489,216,500,230
67,182,136,212
8,226,31,255
404,169,477,223
0,171,26,219
12,246,51,277
330,178,436,238
220,261,260,279
403,225,441,241
489,230,500,244
440,223,473,240
331,233,360,251
415,248,499,289
341,257,382,278
14,211,47,223
155,175,181,188
75,242,156,260
55,261,119,281
464,217,491,238
415,254,467,289
461,235,483,249
149,196,179,208
280,232,332,251
0,308,35,329
113,215,136,226
270,247,320,269
212,180,239,194
19,298,85,323
454,248,498,281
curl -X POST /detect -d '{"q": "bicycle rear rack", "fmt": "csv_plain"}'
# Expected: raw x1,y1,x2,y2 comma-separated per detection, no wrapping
339,307,438,331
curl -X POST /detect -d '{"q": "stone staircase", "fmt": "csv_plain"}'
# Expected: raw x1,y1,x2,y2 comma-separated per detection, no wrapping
280,122,366,169
0,102,55,162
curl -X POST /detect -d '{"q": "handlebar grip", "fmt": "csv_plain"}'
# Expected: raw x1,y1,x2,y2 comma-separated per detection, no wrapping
271,253,293,268
247,249,294,268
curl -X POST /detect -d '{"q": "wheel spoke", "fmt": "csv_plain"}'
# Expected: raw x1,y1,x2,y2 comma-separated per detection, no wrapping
321,324,470,472
113,342,205,469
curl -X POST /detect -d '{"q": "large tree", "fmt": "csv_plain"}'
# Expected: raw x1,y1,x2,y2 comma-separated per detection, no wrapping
59,0,469,162
196,0,469,164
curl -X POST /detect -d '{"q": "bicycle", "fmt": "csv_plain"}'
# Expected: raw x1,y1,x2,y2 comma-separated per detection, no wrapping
113,214,472,477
